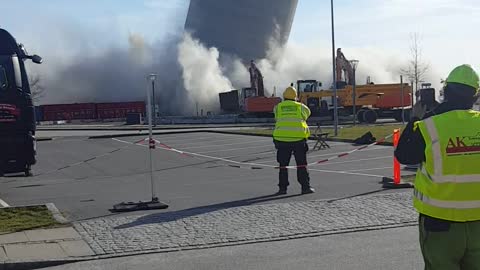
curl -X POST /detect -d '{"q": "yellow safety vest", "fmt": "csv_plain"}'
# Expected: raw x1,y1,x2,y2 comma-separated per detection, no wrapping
273,100,311,142
413,110,480,221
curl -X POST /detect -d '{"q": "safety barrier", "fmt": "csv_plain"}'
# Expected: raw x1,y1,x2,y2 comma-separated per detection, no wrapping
382,129,414,189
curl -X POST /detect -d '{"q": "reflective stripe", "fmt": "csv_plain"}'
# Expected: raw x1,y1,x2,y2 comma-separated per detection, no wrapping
422,118,480,183
276,118,304,123
420,165,480,183
276,126,307,132
424,118,443,176
414,188,480,209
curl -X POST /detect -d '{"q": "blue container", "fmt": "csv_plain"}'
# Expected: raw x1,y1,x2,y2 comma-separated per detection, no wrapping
34,106,43,122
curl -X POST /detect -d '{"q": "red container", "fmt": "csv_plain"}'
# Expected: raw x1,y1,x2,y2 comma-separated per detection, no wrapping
41,103,97,121
96,102,146,119
244,97,281,113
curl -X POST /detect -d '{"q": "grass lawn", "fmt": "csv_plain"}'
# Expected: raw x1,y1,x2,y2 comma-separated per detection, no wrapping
230,124,406,143
0,206,62,234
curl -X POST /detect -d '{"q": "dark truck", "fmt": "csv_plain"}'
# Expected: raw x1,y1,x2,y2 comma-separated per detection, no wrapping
0,28,42,176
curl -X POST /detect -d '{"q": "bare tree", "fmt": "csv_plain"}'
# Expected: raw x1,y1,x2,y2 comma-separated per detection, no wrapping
29,74,46,102
401,33,430,103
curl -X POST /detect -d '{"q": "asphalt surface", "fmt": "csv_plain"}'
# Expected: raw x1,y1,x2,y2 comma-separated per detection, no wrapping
0,132,411,221
44,226,423,270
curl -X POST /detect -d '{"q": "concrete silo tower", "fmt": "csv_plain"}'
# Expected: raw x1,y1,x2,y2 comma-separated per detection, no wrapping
184,0,298,62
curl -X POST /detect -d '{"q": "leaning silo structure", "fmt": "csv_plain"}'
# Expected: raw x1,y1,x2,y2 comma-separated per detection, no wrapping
184,0,298,62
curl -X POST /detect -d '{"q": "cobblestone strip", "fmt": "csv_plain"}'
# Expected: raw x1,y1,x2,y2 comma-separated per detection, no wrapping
75,192,416,256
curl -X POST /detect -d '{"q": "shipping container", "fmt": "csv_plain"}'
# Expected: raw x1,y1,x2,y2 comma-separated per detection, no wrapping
42,103,97,121
34,106,43,122
244,96,281,113
219,90,240,112
96,101,145,119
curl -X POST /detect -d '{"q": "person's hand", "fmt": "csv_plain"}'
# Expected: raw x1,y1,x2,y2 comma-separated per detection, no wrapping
412,102,427,119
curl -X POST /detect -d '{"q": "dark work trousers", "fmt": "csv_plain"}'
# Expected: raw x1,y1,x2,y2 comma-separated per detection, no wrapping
274,139,311,190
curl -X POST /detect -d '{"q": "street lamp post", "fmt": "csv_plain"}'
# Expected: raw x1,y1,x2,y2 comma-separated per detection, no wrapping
149,74,157,127
349,60,359,125
330,0,338,136
147,73,157,199
350,60,360,125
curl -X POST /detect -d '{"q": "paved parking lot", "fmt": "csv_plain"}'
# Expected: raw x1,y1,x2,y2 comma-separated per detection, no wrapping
0,132,411,221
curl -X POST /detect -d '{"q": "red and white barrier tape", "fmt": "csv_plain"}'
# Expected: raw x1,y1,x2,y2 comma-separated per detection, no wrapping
112,133,393,171
34,133,394,177
280,134,393,169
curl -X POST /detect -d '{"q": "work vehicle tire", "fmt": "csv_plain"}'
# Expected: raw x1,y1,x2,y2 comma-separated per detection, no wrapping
403,109,411,121
24,165,33,177
363,110,378,124
357,110,366,123
394,110,410,122
393,111,402,122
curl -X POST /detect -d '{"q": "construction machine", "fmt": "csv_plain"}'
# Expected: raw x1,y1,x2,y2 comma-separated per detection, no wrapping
297,49,413,123
219,60,281,117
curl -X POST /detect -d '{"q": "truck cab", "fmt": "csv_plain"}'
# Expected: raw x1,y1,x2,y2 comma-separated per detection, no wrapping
0,28,42,176
296,80,334,117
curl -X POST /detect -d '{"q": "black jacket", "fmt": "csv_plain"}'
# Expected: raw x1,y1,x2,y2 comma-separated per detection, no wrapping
394,102,471,165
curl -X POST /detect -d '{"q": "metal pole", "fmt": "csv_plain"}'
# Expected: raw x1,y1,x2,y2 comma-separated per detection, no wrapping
410,80,414,106
151,80,156,127
146,77,156,201
401,75,405,124
352,67,356,126
331,0,338,136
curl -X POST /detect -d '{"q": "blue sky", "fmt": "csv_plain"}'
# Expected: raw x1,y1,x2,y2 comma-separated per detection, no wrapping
2,0,479,80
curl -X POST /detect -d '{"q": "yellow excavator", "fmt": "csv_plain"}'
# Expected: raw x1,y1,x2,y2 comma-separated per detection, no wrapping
296,49,413,123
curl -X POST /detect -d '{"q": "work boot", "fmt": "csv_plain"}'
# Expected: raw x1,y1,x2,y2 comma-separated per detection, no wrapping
301,187,315,195
275,188,287,195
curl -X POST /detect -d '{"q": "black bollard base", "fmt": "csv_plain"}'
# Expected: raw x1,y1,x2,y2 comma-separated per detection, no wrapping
381,177,414,189
111,197,169,212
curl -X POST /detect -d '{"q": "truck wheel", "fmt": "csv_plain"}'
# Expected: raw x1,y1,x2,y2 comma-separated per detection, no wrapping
357,110,366,123
403,109,411,121
393,111,403,122
24,165,33,177
364,110,378,124
394,110,410,122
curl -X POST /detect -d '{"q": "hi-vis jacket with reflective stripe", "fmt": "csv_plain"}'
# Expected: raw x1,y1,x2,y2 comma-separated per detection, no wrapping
273,100,311,142
413,110,480,221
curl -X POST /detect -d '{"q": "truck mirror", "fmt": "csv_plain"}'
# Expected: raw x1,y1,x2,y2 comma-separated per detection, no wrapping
31,55,43,64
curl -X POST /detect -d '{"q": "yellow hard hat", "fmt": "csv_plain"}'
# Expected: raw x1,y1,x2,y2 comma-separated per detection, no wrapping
283,86,297,100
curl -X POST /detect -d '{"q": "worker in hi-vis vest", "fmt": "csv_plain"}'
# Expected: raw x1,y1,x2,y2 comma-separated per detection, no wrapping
273,86,315,195
395,64,480,269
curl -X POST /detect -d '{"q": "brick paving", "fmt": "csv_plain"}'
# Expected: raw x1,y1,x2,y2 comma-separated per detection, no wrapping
75,192,417,256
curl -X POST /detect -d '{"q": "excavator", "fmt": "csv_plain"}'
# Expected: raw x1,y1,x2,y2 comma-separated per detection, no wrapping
218,60,281,117
297,48,413,123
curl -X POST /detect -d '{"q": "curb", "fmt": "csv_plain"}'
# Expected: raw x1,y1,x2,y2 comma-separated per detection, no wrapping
9,221,416,269
45,203,69,224
0,258,84,270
